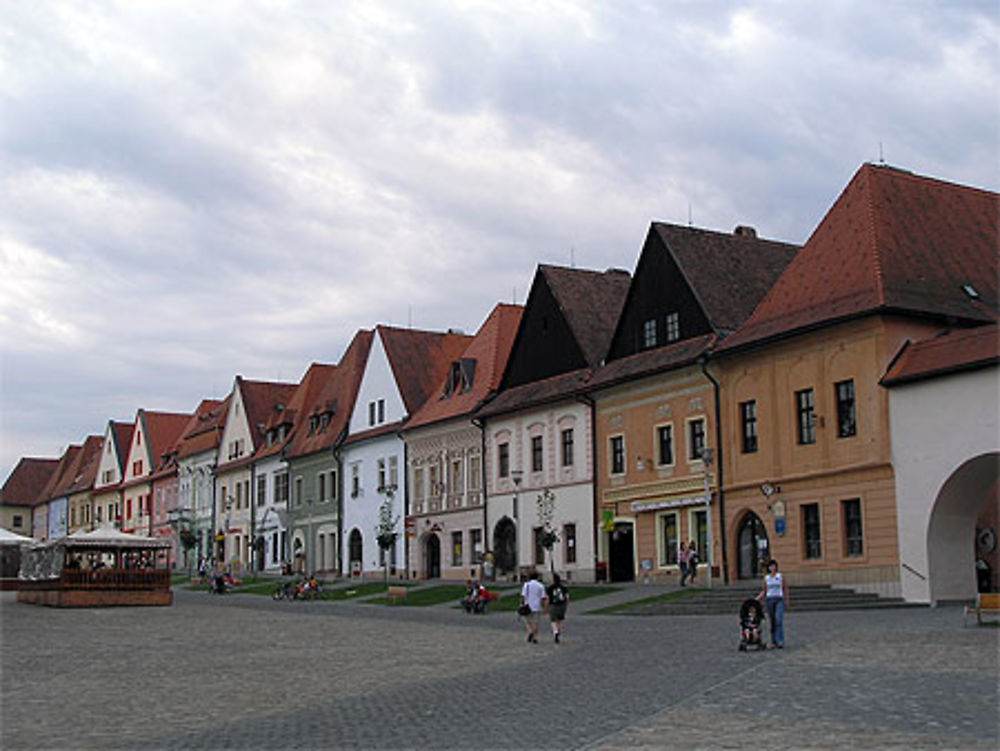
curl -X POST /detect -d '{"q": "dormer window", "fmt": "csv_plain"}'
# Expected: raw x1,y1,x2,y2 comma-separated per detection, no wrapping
320,412,331,431
962,283,980,299
308,416,319,435
642,319,657,349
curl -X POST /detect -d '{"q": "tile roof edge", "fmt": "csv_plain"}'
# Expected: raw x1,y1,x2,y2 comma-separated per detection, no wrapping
880,355,999,388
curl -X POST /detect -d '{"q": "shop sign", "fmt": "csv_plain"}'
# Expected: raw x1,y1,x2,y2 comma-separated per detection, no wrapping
601,509,615,532
630,494,709,513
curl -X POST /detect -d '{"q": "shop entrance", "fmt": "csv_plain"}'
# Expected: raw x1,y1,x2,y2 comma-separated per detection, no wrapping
608,522,635,582
425,534,441,579
493,517,517,576
737,512,770,580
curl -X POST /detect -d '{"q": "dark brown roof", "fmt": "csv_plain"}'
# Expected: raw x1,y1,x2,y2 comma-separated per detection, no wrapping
233,378,298,455
379,325,473,414
589,334,717,390
653,223,799,334
1,458,59,507
255,363,338,462
882,324,999,387
477,368,594,419
721,164,999,351
541,265,631,366
141,411,193,469
284,330,374,460
406,304,523,430
110,421,135,472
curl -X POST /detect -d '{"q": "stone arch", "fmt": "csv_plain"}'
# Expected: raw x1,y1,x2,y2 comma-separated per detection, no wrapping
927,452,999,603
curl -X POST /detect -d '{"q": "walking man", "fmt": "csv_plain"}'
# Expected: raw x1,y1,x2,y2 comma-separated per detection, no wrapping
520,570,547,643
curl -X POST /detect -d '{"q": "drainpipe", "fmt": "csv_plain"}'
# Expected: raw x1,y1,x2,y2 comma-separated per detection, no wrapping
699,356,729,584
401,434,409,580
471,415,489,572
577,393,599,584
333,446,343,578
249,462,256,574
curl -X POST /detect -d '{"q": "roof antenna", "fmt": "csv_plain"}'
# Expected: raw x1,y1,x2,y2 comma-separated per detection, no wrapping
688,201,693,227
878,141,885,164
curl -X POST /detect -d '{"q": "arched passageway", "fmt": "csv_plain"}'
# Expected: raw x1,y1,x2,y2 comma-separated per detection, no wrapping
736,511,770,580
927,453,999,603
492,517,516,575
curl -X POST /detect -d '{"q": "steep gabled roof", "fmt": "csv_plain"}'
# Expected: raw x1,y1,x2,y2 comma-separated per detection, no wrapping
64,435,105,495
284,330,374,460
176,398,229,460
721,164,999,351
1,458,59,507
881,324,999,387
541,265,632,366
255,362,338,462
140,411,193,470
38,444,83,504
235,378,298,454
652,223,799,334
110,421,135,472
379,325,473,414
406,303,523,430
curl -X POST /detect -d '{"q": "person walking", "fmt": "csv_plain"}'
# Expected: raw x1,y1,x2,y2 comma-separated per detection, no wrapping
520,570,547,644
678,541,690,586
760,559,790,648
546,573,570,643
688,541,699,584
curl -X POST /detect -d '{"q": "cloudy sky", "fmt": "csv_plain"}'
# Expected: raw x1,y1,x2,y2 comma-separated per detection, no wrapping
1,0,997,481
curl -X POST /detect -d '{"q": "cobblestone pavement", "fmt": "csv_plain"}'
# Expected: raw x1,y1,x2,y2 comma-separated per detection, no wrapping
1,589,997,750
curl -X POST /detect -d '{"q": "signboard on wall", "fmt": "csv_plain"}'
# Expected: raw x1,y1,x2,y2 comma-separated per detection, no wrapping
602,509,615,532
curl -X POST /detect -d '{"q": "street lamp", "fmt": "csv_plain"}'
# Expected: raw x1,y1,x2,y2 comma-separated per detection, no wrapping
701,447,715,589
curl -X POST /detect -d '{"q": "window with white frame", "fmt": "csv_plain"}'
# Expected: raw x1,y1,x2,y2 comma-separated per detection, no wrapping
660,512,679,566
642,318,657,349
498,442,509,478
687,418,706,461
388,456,398,488
413,467,425,502
561,428,574,467
451,458,463,496
656,424,674,466
531,435,543,473
665,312,680,342
610,435,625,475
468,455,481,491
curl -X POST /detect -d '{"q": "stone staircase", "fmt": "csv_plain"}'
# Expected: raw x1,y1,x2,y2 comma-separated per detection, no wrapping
623,583,924,616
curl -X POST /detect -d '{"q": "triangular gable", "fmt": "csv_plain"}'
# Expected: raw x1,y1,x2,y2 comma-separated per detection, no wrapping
217,377,297,468
122,410,189,485
721,164,999,351
501,265,630,389
94,421,134,491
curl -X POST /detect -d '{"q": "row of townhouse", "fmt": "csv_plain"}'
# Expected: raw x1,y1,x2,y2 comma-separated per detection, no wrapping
3,163,997,603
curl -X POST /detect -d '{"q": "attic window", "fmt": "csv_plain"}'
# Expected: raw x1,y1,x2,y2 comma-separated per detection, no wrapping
962,283,980,300
308,416,319,435
320,412,331,431
445,359,477,397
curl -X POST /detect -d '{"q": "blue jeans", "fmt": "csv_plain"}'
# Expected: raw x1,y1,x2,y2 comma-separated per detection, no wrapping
766,597,785,646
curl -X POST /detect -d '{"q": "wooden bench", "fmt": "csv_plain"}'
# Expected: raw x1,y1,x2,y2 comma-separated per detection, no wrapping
386,586,407,604
964,592,1000,626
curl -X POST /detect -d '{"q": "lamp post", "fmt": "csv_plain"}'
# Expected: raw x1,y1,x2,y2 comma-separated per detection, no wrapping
701,447,715,589
306,496,314,575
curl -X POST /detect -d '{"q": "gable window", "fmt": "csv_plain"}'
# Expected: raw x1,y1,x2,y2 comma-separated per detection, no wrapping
796,389,816,445
561,428,574,467
498,442,509,479
665,312,680,342
843,499,863,557
368,402,376,427
531,436,543,473
610,435,625,475
642,318,657,349
803,502,822,559
740,400,758,453
835,380,857,438
688,418,706,461
657,424,674,466
377,399,385,423
132,460,143,476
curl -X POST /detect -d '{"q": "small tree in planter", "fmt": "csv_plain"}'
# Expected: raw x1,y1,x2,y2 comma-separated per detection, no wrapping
179,527,198,574
374,497,399,589
537,488,559,575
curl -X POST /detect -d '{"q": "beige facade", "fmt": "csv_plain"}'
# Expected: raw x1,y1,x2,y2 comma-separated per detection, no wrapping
716,316,943,594
0,505,31,536
594,366,717,583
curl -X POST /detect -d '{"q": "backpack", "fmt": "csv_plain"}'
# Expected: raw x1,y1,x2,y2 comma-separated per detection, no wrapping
550,584,567,605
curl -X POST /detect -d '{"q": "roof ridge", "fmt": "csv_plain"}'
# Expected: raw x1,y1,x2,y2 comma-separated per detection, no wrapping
863,166,887,307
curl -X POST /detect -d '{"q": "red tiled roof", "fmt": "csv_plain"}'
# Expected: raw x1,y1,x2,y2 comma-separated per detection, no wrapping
405,303,523,430
38,444,83,504
284,330,374,460
881,324,999,386
541,265,631,366
1,457,59,507
110,421,135,472
255,362,338,461
64,435,105,495
176,398,229,460
236,378,298,452
141,411,193,469
653,224,799,334
379,325,473,414
721,164,999,351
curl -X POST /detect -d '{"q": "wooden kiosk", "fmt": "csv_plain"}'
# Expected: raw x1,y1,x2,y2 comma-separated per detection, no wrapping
18,527,173,607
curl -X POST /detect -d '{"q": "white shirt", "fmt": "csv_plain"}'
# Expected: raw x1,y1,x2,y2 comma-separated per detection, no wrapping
521,579,546,612
765,572,784,599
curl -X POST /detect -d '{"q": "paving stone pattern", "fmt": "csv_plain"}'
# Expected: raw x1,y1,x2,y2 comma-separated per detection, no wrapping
1,589,997,750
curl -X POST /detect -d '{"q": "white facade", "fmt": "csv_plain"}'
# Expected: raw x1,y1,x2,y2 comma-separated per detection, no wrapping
888,365,1000,603
121,416,153,535
254,453,289,572
341,333,406,576
178,451,217,564
215,382,256,570
485,399,597,582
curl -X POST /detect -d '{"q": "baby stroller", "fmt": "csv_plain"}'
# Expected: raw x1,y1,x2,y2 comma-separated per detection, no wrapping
738,597,766,651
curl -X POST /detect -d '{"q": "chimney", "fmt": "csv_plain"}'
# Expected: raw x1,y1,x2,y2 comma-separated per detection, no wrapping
734,225,757,239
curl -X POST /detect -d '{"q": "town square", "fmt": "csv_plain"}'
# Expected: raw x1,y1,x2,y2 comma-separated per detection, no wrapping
1,587,998,749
